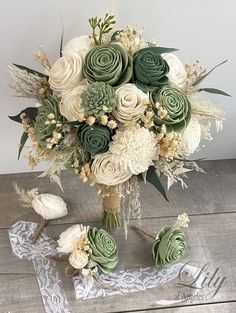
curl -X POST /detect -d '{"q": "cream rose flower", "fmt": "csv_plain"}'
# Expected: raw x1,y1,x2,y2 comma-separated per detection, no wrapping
162,53,187,89
57,224,89,254
180,119,201,155
69,250,89,269
63,36,93,60
60,81,88,121
32,194,68,220
109,125,158,175
91,151,132,186
49,53,83,94
113,83,148,124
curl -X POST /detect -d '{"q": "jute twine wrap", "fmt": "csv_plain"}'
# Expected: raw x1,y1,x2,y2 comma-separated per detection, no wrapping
102,186,121,214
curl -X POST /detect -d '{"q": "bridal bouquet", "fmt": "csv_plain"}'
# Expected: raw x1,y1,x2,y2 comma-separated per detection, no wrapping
9,13,229,230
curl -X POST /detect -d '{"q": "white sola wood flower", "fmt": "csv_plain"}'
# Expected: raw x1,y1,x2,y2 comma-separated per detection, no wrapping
63,36,93,60
180,119,201,156
49,36,92,95
49,53,83,95
109,125,158,175
113,83,148,124
91,151,132,186
59,81,88,121
162,53,187,89
32,193,68,220
57,224,90,254
69,250,89,269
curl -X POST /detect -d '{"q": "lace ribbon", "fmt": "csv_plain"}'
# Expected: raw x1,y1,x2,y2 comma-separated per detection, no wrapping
73,262,204,301
8,221,70,313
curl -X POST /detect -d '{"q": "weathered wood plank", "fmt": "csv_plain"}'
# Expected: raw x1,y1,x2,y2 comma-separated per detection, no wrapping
1,212,236,312
0,274,44,313
132,302,236,312
0,159,235,228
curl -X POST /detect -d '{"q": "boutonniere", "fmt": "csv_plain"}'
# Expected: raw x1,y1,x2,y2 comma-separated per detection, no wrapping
48,224,119,286
14,183,68,243
132,213,189,267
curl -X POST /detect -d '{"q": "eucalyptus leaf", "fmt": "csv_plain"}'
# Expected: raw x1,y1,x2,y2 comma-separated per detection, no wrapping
193,60,228,86
18,132,28,160
198,88,231,97
13,63,48,79
9,107,38,123
146,166,169,201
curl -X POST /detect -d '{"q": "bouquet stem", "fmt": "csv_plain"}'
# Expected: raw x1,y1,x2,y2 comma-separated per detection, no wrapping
101,187,121,229
32,219,49,244
131,224,155,240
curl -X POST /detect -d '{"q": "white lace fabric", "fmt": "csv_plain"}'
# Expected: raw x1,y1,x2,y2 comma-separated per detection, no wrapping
9,221,70,313
73,264,183,299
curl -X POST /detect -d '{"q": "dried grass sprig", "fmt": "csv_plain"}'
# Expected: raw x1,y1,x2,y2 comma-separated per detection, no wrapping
9,65,49,101
13,182,38,207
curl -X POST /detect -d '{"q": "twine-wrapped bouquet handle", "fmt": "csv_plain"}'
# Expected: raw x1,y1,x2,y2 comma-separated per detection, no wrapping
101,186,121,229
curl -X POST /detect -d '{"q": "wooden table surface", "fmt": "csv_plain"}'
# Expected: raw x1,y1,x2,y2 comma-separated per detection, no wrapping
0,159,236,313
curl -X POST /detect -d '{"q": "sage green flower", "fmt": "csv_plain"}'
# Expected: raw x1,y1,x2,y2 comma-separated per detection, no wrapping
152,226,186,267
88,227,118,273
77,123,111,155
81,82,116,117
83,43,133,87
35,94,62,146
133,47,170,92
151,85,191,132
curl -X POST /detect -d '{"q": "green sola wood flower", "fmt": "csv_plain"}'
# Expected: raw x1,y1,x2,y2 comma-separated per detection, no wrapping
83,43,133,87
152,226,186,267
151,85,191,132
88,227,119,273
81,82,116,117
133,47,170,92
77,123,112,155
132,213,189,268
35,94,63,146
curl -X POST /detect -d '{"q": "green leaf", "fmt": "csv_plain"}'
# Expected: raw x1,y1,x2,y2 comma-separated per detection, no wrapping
59,16,64,57
144,46,178,54
193,60,228,86
9,107,38,123
61,120,82,126
198,87,231,97
13,63,48,79
146,166,169,202
18,132,28,160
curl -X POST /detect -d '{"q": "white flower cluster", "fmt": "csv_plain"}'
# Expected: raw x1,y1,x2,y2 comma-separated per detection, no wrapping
58,224,91,269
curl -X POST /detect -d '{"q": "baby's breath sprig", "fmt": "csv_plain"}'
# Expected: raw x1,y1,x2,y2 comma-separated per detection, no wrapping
89,13,116,45
173,213,190,229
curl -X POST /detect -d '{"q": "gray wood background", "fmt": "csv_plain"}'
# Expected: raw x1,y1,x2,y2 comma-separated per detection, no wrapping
0,159,236,313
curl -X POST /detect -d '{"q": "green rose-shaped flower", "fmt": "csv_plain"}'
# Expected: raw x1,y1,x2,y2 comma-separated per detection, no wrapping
77,123,112,155
88,227,119,273
81,82,116,117
133,47,170,92
152,226,186,267
35,94,63,146
151,85,191,132
83,43,133,87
